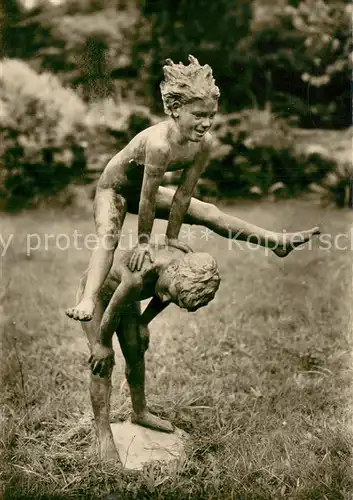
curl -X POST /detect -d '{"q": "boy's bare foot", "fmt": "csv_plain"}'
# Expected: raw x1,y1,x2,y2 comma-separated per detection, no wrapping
131,411,174,433
98,432,121,463
273,226,320,258
65,298,95,321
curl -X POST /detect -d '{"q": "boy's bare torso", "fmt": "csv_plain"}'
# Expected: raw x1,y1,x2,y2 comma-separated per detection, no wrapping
98,120,211,193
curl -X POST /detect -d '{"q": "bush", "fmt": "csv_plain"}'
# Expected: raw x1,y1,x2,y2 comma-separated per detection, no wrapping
309,165,352,208
83,98,159,183
47,6,141,100
195,108,337,200
246,0,351,128
0,59,88,211
0,58,160,210
134,0,350,128
134,0,254,114
2,1,142,102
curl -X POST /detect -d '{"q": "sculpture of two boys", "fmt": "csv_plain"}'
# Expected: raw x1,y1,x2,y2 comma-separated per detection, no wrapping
66,55,319,463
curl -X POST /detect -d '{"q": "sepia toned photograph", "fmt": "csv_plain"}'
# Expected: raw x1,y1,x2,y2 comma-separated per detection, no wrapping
0,0,352,498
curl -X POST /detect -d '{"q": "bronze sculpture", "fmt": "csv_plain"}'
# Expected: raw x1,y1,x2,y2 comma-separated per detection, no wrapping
66,55,319,323
65,55,321,463
76,244,220,462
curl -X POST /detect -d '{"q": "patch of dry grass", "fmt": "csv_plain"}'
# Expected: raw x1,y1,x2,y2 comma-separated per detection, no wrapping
0,198,352,499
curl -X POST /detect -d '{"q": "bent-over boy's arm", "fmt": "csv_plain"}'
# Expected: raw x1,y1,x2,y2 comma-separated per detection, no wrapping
166,137,213,242
89,267,142,377
140,296,170,326
99,267,142,347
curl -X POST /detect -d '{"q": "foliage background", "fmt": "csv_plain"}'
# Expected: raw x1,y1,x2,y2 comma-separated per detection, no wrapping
0,0,351,209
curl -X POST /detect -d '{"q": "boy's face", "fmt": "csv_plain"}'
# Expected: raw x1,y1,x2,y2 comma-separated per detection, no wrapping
174,98,218,142
155,269,179,306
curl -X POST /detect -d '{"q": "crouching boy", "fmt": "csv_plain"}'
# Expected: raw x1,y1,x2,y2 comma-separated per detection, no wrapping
71,243,220,462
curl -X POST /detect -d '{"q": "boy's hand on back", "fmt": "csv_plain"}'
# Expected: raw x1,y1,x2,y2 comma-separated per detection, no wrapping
165,237,194,254
129,243,155,272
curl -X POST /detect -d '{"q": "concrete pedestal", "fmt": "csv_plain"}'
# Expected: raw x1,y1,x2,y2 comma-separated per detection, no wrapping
111,420,189,471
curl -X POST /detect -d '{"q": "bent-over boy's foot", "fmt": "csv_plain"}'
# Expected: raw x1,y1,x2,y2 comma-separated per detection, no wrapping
273,226,320,258
65,298,96,321
131,410,174,433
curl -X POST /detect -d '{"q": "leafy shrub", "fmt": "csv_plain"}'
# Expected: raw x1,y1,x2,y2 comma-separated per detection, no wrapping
134,0,350,128
25,4,142,102
247,0,351,128
1,0,55,61
0,59,88,211
195,108,336,200
0,58,159,210
290,128,353,208
134,0,254,114
2,1,142,102
50,7,141,99
308,156,352,208
83,98,159,182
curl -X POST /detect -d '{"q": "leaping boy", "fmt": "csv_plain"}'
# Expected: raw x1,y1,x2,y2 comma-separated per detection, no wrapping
66,55,319,323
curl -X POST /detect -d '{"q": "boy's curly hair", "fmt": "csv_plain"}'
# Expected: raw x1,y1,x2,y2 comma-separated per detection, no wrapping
160,55,220,116
168,252,221,311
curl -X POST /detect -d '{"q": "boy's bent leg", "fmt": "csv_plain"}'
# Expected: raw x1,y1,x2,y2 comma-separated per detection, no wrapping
79,283,121,463
118,303,174,433
66,188,127,321
155,187,320,256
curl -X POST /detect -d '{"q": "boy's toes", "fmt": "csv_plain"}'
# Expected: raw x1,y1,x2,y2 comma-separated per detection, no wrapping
78,310,92,322
65,308,74,318
66,299,95,321
303,226,320,242
65,307,92,321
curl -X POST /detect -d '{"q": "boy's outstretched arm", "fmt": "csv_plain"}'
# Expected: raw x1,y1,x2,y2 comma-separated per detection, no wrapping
166,139,212,250
129,144,170,272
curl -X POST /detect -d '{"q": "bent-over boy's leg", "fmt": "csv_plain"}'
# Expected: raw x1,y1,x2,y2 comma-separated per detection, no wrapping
77,278,121,463
155,186,320,256
66,188,127,321
117,302,174,433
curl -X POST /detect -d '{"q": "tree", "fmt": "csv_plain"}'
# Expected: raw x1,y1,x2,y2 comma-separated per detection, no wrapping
134,0,254,113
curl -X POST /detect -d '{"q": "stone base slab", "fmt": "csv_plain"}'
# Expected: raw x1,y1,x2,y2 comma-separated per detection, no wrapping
111,420,189,471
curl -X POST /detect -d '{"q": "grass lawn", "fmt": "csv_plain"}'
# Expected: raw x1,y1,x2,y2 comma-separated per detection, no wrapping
0,197,352,500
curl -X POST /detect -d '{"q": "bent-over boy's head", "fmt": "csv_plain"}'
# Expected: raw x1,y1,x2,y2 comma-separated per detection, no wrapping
160,55,220,142
156,252,221,312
